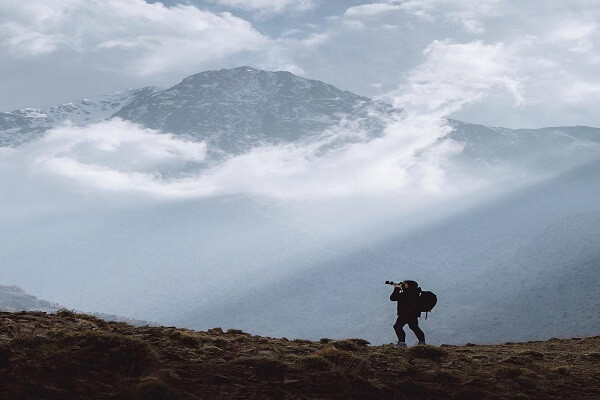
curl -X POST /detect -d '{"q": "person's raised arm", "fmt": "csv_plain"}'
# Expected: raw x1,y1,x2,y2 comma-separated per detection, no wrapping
390,286,402,301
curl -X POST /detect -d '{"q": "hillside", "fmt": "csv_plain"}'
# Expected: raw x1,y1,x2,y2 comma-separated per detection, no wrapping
172,159,600,345
0,311,598,400
0,285,150,327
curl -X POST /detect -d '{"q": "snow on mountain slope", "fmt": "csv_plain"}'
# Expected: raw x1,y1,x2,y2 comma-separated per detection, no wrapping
0,87,159,147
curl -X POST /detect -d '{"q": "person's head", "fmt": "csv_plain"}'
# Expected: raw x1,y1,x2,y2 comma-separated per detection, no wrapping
402,280,419,290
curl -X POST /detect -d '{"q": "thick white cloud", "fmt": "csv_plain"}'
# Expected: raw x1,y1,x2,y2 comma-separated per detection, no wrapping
5,115,462,201
388,40,524,114
0,0,267,75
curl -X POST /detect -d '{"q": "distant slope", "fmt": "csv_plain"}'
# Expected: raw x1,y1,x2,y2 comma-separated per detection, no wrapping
0,285,150,326
1,311,598,400
176,158,600,344
0,285,61,313
447,120,600,175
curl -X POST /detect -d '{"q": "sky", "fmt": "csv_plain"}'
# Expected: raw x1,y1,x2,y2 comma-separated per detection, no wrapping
1,0,600,128
1,1,600,340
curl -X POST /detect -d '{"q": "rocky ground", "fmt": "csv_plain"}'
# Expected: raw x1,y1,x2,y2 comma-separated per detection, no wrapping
0,311,598,400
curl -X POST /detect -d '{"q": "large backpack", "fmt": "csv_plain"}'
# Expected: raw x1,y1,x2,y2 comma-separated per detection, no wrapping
418,290,437,319
403,280,437,318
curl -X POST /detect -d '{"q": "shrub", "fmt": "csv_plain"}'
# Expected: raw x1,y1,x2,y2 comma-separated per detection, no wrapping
406,345,447,361
332,340,359,352
516,350,544,360
169,332,199,348
317,347,369,374
347,338,370,347
428,369,461,384
0,345,12,369
234,356,289,378
55,308,77,318
495,366,524,378
297,355,332,371
551,365,572,375
453,389,487,400
59,331,157,376
292,338,313,344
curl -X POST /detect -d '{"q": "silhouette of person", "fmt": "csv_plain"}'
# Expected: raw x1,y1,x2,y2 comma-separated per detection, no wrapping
390,280,425,347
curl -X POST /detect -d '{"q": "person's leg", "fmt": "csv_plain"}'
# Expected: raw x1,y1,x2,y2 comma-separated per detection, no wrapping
393,316,407,342
407,317,425,343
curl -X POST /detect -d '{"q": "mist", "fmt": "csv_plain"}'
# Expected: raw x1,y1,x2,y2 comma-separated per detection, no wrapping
1,35,600,345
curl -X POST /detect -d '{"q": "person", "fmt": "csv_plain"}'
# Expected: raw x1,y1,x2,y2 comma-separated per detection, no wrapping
390,280,426,347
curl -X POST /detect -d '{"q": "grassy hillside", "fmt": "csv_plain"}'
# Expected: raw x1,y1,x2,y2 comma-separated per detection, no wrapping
0,311,598,399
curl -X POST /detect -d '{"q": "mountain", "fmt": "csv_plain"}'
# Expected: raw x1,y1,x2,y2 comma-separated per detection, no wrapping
2,66,599,172
0,87,158,147
113,66,395,154
1,311,598,399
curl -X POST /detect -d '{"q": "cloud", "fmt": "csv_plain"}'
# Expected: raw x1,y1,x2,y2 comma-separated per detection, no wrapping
396,0,502,33
210,0,315,14
2,38,527,203
344,3,404,18
0,0,268,75
4,115,461,201
388,40,524,114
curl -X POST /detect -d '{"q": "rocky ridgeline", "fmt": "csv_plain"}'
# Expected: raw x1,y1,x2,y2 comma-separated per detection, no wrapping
0,311,598,399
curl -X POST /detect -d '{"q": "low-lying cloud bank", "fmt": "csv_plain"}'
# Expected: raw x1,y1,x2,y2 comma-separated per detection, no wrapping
0,39,526,207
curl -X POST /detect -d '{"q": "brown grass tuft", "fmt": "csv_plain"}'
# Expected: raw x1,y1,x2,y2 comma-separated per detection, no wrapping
332,339,360,351
233,356,290,378
406,345,448,361
296,354,332,371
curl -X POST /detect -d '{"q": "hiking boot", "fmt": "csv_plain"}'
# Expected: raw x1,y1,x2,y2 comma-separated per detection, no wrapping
396,341,407,348
414,341,426,346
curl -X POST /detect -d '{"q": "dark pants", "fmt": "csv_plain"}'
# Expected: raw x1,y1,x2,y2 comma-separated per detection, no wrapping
393,315,425,342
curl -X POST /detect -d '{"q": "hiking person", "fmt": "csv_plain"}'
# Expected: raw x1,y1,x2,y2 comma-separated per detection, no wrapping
390,280,426,347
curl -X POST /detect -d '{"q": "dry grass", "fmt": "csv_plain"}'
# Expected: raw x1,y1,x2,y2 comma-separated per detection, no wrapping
0,311,599,399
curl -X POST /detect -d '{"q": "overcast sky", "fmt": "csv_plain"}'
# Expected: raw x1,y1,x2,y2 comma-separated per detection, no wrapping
1,0,600,128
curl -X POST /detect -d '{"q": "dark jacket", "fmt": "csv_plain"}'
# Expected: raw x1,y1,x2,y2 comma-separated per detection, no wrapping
390,287,421,318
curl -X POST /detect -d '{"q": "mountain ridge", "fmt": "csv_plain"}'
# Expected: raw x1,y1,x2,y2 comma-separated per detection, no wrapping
2,66,599,174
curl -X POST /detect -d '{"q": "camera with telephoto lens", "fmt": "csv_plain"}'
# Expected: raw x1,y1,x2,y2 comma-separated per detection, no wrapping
385,281,400,285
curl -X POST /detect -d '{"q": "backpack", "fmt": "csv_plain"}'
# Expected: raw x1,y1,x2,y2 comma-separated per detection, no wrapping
418,290,437,319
